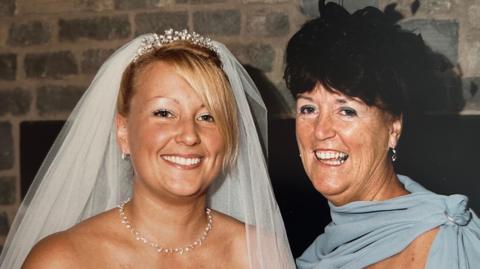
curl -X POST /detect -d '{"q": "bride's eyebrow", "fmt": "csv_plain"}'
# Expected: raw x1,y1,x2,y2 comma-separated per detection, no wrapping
147,96,179,104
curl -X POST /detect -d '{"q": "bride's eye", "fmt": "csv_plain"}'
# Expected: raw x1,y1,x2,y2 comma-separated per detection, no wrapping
153,109,174,118
197,113,215,122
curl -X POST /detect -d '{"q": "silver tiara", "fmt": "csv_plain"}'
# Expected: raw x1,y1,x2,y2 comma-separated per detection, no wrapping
132,29,217,63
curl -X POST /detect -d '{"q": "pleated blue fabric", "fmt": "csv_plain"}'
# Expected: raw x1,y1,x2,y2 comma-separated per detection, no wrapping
297,175,480,269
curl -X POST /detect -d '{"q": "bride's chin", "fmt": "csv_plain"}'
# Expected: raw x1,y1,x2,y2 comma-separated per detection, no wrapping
161,181,210,199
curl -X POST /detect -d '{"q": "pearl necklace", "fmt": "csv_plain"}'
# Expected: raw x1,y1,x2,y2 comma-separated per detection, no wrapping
117,198,213,255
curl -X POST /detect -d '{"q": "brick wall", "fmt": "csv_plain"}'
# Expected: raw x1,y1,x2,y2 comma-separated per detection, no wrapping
0,0,479,249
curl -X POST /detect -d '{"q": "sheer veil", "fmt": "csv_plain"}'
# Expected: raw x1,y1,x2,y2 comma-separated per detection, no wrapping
0,34,295,268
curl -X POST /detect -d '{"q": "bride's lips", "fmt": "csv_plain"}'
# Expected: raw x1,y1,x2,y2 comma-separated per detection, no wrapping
161,154,203,169
313,149,349,166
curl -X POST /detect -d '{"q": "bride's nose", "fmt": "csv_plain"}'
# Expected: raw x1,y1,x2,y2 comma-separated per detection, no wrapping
175,118,201,146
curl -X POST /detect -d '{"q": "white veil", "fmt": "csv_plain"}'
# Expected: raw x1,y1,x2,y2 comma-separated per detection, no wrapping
0,34,295,268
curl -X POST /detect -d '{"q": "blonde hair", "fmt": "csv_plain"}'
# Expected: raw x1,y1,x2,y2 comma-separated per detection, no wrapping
117,41,238,171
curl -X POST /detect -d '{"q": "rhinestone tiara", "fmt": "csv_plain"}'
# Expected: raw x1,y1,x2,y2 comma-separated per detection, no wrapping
132,29,217,63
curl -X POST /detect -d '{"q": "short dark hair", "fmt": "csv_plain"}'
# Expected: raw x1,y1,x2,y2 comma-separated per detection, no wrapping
284,3,435,118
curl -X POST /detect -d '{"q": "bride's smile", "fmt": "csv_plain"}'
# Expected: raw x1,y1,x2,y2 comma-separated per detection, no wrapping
161,154,203,169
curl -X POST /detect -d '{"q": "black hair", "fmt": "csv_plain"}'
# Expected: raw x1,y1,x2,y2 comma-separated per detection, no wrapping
284,2,436,117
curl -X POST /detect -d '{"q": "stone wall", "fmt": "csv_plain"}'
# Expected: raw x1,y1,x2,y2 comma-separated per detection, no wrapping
0,0,479,250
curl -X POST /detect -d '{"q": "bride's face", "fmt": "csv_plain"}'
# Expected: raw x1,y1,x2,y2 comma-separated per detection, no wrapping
117,61,225,200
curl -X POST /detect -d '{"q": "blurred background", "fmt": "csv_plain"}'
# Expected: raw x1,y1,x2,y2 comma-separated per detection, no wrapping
0,0,479,257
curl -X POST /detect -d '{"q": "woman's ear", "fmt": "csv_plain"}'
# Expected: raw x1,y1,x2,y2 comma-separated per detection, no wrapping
388,114,403,149
116,114,130,154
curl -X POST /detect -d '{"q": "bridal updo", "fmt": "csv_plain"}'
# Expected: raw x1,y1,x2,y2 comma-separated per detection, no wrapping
117,40,239,171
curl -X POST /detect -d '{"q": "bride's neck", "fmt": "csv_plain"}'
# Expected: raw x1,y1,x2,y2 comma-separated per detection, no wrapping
124,188,209,246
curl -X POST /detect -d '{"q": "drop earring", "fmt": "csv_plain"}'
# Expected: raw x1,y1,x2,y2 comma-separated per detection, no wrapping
390,148,397,162
121,152,129,160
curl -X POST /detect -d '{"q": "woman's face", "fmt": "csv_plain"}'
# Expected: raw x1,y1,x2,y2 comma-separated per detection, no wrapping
295,84,402,206
117,62,225,200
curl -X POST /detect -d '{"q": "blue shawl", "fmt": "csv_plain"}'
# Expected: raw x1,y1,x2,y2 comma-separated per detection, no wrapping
297,175,480,269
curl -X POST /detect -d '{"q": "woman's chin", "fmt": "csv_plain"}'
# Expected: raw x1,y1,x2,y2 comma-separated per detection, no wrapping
165,182,209,199
310,177,347,200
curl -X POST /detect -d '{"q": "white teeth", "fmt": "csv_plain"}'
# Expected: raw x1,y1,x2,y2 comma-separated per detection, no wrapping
314,150,348,165
163,155,201,166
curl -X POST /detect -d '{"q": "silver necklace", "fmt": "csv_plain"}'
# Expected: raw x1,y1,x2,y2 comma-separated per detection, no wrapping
117,198,213,255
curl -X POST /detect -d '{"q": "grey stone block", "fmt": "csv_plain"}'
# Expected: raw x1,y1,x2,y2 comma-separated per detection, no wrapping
230,43,275,72
420,0,454,13
7,21,51,46
193,10,241,36
0,0,15,17
0,212,9,236
0,176,15,205
81,49,115,74
74,0,114,11
24,51,78,79
190,0,226,3
0,88,32,116
242,0,289,3
36,85,84,115
468,4,480,29
114,0,147,10
59,16,131,42
301,0,378,17
401,19,459,64
0,122,13,170
0,53,16,81
247,11,289,37
135,12,188,35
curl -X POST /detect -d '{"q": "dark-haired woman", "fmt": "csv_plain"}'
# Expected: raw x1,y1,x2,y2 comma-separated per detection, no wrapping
284,3,480,269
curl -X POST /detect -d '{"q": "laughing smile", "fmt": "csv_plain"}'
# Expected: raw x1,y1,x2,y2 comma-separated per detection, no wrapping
314,150,348,166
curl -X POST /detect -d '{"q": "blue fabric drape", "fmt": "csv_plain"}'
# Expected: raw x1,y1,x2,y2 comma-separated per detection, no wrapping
297,175,480,269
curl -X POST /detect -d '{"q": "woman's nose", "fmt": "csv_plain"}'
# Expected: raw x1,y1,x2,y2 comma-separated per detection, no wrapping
314,114,335,140
175,119,201,146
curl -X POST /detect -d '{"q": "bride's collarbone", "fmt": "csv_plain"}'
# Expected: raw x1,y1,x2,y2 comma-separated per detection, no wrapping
87,242,243,268
74,210,248,268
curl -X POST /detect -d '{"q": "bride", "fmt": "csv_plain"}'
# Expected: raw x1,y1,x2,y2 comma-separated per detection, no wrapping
0,30,295,269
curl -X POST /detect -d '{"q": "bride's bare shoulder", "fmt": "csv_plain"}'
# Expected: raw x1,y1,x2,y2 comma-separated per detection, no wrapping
22,229,79,269
213,210,246,240
211,210,249,267
22,209,121,269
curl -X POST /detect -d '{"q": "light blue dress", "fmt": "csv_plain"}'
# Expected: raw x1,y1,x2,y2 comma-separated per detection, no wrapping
297,175,480,269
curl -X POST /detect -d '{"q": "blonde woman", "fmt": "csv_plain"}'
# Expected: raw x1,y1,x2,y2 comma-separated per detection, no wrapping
1,30,295,269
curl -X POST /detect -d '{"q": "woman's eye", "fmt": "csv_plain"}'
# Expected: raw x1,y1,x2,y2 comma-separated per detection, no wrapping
299,105,316,115
153,109,174,118
198,113,214,122
340,107,357,117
